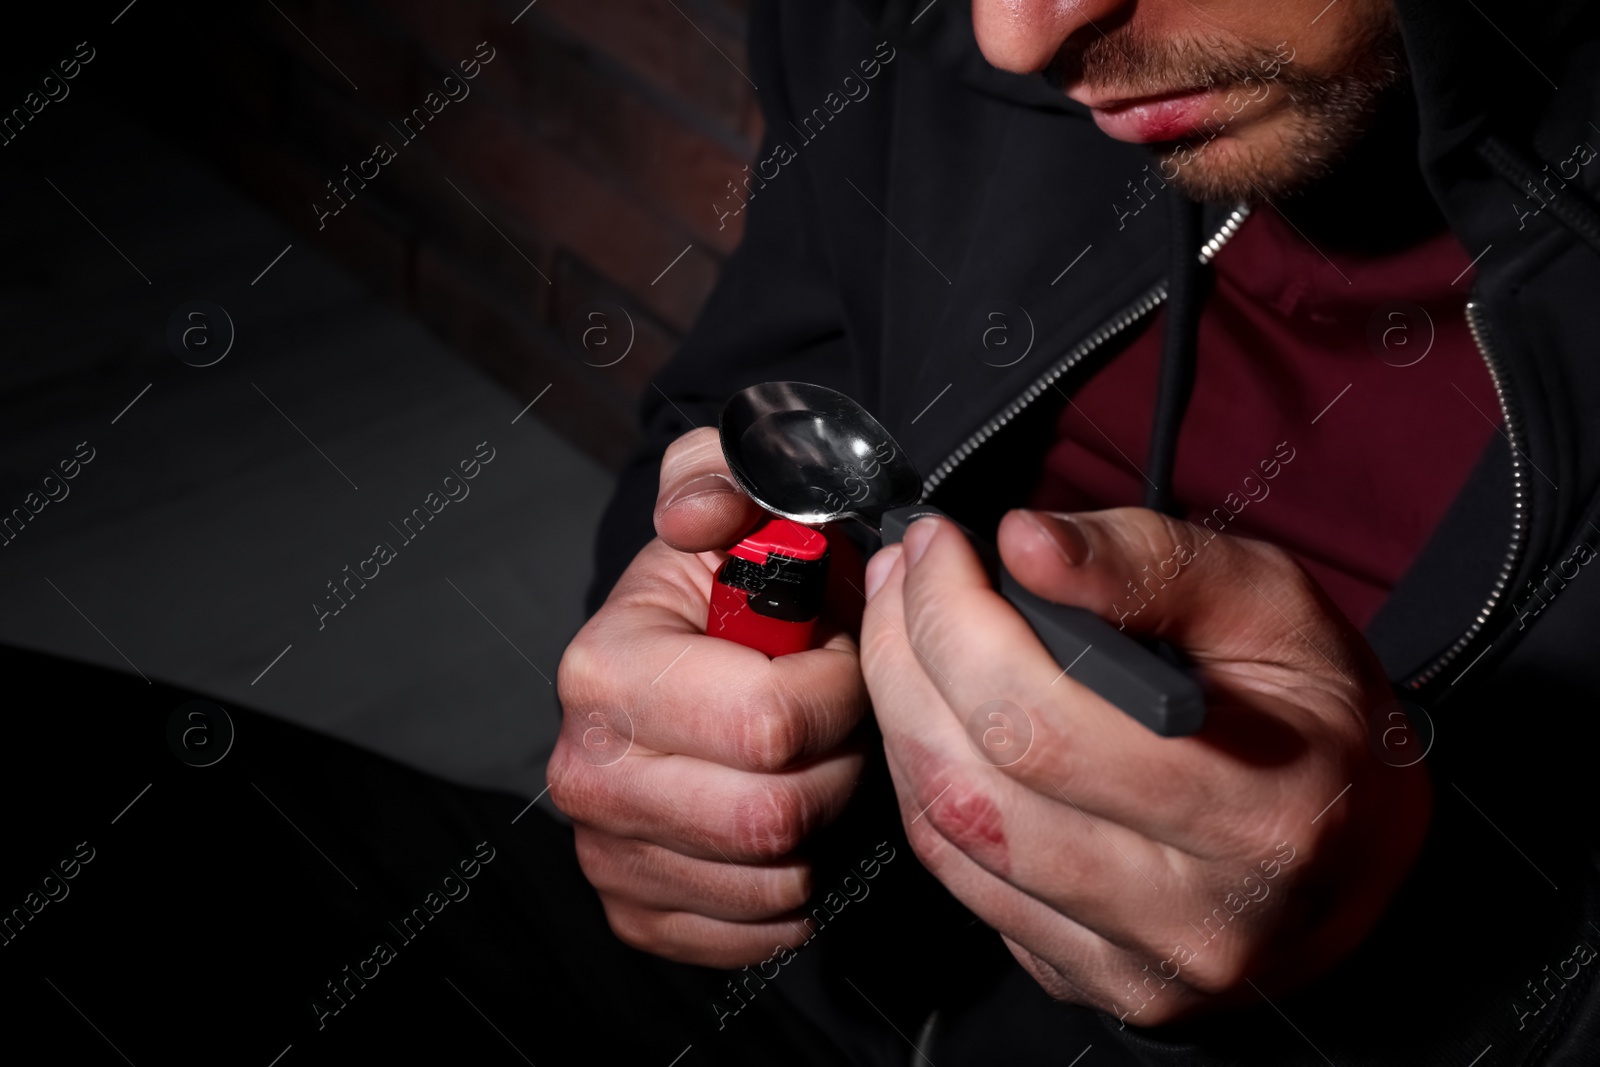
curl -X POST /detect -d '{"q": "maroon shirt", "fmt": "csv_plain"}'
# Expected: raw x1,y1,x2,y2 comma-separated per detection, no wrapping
1030,209,1501,629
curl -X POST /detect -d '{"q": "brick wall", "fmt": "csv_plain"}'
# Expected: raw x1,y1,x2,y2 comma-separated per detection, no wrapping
197,0,759,469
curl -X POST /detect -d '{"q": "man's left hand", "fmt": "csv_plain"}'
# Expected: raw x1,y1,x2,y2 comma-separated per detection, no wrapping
858,508,1432,1026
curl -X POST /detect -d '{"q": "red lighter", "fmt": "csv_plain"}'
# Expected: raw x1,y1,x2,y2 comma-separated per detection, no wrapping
706,518,830,658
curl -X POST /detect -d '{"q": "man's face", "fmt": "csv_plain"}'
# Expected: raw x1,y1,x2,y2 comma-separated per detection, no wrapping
971,0,1407,201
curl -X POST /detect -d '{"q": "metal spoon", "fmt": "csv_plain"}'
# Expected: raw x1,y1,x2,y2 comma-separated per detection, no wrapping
720,381,1203,737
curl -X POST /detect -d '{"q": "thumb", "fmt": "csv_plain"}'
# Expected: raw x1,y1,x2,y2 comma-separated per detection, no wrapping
653,427,764,552
997,506,1343,663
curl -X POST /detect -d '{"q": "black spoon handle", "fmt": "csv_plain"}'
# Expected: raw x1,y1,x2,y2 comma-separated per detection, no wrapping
880,506,1204,738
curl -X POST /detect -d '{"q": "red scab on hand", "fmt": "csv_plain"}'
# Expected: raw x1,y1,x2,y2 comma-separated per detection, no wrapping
898,738,1012,876
925,784,1010,877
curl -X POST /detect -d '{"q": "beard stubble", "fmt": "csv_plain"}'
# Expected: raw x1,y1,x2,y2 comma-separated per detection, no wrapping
1050,14,1409,201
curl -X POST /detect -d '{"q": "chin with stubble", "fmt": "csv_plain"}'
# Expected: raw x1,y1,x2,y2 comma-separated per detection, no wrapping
1049,6,1409,203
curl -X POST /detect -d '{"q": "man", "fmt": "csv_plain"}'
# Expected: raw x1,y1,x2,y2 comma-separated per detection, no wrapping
552,0,1600,1063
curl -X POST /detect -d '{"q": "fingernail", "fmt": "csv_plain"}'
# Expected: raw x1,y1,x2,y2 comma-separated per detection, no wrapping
1023,511,1091,567
864,544,901,599
903,517,940,567
663,472,737,510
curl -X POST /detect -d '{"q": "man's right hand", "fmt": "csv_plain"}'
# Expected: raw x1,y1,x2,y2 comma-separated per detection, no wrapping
548,427,870,968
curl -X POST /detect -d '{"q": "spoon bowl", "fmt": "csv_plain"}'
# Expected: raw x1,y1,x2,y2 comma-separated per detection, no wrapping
720,382,922,530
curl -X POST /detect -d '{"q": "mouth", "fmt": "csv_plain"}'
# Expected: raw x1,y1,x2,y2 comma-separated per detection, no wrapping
1074,85,1234,144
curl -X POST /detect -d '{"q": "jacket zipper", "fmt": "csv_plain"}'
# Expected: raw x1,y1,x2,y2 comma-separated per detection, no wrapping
921,205,1251,497
1401,300,1530,689
922,215,1530,692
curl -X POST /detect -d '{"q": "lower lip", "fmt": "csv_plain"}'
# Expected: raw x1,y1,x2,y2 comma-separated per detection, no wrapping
1090,89,1222,144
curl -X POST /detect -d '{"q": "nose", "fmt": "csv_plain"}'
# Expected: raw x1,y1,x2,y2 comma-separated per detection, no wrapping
970,0,1133,74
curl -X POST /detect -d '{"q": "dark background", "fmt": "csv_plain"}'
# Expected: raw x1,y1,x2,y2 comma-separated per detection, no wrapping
0,2,772,1063
0,0,757,799
0,0,756,464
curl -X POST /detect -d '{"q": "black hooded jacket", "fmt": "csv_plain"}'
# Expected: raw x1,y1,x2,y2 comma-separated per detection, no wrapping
587,1,1600,1063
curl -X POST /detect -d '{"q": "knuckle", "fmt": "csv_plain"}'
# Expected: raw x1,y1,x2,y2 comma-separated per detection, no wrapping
764,864,813,914
570,826,619,886
858,614,904,669
571,823,604,867
734,698,807,772
599,897,665,954
729,783,806,858
905,813,946,870
556,626,612,713
1143,510,1199,567
732,864,811,918
544,741,602,822
900,770,968,870
627,546,715,622
1238,535,1308,589
1176,942,1252,995
922,778,1004,856
543,748,581,818
1015,944,1091,1004
1280,559,1331,617
903,574,956,641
